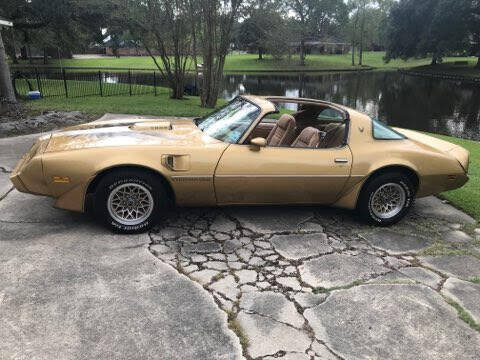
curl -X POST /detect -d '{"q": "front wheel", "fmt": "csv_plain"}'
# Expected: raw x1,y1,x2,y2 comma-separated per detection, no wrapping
357,172,415,226
94,170,168,233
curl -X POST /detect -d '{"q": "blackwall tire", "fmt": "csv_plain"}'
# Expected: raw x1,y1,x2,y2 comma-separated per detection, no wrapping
93,170,168,234
358,172,415,226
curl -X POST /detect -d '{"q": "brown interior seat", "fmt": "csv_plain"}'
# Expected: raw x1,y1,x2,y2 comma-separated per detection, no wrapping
291,127,322,148
266,114,297,147
319,123,346,148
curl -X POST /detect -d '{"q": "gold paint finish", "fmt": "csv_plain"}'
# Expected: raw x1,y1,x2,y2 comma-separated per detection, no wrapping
9,96,469,214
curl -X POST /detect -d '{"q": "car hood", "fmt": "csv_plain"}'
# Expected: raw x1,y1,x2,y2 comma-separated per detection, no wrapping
42,116,221,153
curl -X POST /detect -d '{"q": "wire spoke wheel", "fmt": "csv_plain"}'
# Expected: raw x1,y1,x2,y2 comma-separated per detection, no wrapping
107,183,154,226
370,182,406,220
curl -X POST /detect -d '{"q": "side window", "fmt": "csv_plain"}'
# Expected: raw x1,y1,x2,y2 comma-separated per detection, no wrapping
317,108,344,122
372,119,406,140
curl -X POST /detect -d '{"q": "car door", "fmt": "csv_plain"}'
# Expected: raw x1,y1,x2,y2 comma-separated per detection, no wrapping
214,144,353,205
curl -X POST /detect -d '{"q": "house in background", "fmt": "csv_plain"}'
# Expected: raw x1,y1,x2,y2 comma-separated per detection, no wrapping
291,37,350,55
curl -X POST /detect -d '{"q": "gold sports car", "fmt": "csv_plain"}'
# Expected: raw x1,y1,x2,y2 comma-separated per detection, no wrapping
10,96,469,233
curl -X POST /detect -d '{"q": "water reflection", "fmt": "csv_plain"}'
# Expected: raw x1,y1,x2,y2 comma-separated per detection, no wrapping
221,72,480,141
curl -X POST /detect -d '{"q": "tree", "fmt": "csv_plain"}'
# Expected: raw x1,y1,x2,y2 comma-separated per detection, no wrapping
193,0,244,108
288,0,347,66
237,0,284,60
1,0,111,62
471,0,480,68
0,27,17,114
385,0,471,65
113,0,192,99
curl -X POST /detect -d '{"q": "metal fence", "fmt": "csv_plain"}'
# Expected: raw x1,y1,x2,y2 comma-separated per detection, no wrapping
11,67,170,99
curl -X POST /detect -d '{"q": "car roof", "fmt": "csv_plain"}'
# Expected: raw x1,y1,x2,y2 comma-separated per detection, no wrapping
244,95,351,120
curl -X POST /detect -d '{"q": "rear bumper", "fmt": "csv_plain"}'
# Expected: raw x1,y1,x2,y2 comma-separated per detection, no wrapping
417,173,469,197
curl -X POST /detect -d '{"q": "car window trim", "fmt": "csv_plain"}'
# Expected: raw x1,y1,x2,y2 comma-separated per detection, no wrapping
239,99,351,150
371,119,407,141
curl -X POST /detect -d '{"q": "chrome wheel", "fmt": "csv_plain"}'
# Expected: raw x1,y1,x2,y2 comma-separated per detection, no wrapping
370,183,406,220
107,183,154,226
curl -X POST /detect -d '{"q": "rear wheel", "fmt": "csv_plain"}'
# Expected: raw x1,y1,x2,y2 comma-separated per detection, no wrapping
357,172,415,226
94,170,168,233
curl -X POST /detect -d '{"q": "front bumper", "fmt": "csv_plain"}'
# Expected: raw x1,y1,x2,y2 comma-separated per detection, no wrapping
9,137,51,195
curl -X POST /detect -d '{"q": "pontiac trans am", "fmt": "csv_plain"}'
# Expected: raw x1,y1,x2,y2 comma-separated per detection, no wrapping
10,96,469,233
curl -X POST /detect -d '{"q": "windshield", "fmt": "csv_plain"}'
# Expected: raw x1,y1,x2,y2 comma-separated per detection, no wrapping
197,97,261,143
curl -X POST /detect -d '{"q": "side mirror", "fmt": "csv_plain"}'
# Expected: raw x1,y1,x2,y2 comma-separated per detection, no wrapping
250,137,267,150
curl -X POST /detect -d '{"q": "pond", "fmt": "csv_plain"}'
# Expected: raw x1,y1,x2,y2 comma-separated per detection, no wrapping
15,68,480,141
221,72,480,141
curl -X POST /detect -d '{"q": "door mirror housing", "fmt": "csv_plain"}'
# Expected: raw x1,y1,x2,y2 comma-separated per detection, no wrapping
250,137,267,150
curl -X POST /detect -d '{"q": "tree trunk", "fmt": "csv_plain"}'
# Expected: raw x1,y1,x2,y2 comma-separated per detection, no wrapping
476,56,480,69
0,30,17,113
351,42,355,66
43,48,49,65
258,47,263,60
27,44,33,64
431,57,438,66
299,38,305,66
358,5,365,66
6,29,18,64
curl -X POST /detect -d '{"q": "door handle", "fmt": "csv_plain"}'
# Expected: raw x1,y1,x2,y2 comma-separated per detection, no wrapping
335,158,349,164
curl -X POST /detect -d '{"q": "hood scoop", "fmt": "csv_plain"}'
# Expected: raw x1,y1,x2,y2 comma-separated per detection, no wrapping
129,121,172,131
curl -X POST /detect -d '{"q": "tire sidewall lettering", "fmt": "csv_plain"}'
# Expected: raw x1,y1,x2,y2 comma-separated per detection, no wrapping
105,177,155,231
367,178,413,224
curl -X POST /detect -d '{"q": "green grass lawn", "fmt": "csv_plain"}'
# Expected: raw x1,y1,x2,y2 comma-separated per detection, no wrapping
411,62,480,78
14,52,478,72
24,92,226,118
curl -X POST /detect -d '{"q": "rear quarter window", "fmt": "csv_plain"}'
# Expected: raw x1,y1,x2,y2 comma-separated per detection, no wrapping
372,119,406,140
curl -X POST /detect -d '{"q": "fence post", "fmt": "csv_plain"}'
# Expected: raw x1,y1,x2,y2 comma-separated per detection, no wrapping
62,68,68,98
128,70,132,96
98,71,103,97
153,71,157,96
34,67,43,96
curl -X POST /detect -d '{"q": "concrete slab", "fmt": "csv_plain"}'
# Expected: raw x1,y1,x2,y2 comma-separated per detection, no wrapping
270,233,332,260
300,253,389,288
398,267,443,289
228,206,314,234
0,133,39,171
0,172,12,198
236,312,311,358
442,278,480,323
415,197,475,224
304,284,480,360
419,255,480,280
293,292,328,308
240,291,304,328
361,230,431,255
0,221,242,360
0,190,82,223
441,230,473,244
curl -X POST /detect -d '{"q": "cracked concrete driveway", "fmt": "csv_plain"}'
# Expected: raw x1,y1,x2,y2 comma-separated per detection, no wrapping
2,134,480,360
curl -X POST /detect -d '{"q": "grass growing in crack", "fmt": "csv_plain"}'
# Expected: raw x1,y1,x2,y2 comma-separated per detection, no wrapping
225,309,249,349
444,297,480,333
313,280,364,294
418,242,479,259
212,273,225,282
469,277,480,284
176,262,188,275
